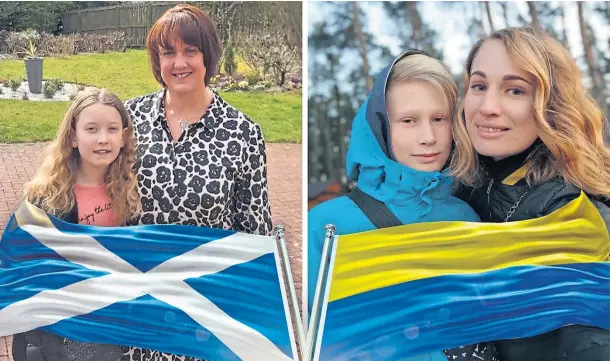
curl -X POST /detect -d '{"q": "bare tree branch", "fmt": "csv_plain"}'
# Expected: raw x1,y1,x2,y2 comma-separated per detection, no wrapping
527,1,540,28
405,1,422,49
578,2,607,109
484,1,495,32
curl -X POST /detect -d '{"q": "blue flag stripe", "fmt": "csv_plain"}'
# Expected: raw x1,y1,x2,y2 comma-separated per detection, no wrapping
316,262,610,361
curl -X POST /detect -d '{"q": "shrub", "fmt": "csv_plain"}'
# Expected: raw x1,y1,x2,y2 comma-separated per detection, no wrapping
237,80,248,90
43,82,55,99
38,33,76,56
6,28,40,58
73,32,126,54
47,77,64,91
43,78,63,99
7,77,22,91
20,28,40,45
224,42,237,75
4,30,127,57
0,30,9,54
224,81,235,91
246,72,261,86
210,75,222,85
240,32,298,86
6,31,25,56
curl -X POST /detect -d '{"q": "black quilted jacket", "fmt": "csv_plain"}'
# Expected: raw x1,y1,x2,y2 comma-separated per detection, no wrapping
456,145,610,361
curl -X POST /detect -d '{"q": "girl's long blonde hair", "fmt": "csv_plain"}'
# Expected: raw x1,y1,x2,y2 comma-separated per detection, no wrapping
24,88,140,224
451,26,610,198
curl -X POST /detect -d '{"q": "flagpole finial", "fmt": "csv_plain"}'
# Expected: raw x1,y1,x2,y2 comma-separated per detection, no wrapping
274,224,285,239
324,224,336,235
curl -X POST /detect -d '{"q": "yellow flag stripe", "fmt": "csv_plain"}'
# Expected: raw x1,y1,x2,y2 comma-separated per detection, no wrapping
501,165,528,185
329,192,609,302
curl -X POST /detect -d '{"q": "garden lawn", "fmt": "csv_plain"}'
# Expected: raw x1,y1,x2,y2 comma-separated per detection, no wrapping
0,50,301,143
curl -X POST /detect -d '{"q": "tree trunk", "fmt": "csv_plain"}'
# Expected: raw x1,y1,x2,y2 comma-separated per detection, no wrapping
560,3,570,52
578,2,607,110
405,1,422,49
527,1,540,29
352,1,372,91
500,1,510,28
484,1,495,32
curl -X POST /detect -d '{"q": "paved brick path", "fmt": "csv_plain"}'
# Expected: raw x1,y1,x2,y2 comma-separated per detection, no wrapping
0,142,303,361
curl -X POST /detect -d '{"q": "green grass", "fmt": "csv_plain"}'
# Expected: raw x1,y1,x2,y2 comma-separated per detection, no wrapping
0,100,70,142
0,50,301,143
222,91,301,143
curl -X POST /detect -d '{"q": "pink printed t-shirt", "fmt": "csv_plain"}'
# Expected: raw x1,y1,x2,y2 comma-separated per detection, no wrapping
74,184,121,227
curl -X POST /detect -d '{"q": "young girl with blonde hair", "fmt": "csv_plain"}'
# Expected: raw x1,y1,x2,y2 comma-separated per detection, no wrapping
453,26,610,361
25,88,139,225
12,87,139,361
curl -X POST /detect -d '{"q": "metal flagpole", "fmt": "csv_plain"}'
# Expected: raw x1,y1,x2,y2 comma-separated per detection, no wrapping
304,224,336,361
275,224,306,361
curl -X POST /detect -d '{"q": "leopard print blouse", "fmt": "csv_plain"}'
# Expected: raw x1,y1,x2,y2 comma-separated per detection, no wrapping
125,88,273,236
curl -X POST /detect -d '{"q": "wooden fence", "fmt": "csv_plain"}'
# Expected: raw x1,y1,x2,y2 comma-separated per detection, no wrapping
61,1,302,49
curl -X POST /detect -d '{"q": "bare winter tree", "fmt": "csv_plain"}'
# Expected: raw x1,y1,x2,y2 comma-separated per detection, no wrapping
352,1,373,91
405,1,423,49
527,1,540,28
499,2,510,28
484,1,495,32
560,3,570,51
578,2,607,111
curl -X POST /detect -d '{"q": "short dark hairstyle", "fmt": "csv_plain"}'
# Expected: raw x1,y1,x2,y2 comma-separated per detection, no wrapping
146,4,223,86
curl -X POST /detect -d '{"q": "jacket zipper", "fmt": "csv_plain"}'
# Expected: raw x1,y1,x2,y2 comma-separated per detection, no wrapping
486,179,494,220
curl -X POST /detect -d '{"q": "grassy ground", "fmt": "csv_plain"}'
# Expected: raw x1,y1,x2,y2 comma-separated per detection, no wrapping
0,50,301,143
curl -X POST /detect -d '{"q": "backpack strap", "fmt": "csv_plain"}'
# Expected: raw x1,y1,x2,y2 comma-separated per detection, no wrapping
347,187,402,229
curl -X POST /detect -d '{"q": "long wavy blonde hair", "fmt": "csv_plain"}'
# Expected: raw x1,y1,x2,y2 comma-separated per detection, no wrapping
24,88,140,225
451,26,610,198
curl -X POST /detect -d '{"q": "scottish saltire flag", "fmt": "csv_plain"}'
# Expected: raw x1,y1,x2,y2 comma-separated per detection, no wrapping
313,192,610,361
0,201,299,361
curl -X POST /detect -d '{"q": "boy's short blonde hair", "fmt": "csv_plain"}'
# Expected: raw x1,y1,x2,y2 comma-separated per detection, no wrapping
387,54,467,174
388,53,458,113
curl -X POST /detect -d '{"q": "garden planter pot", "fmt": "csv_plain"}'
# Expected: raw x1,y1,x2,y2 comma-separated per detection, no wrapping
25,57,43,94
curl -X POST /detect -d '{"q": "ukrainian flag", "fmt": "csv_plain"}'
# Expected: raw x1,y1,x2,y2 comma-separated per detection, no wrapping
313,192,610,361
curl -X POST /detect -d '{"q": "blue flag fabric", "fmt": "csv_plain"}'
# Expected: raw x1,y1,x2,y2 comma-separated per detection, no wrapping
313,193,610,361
0,201,298,361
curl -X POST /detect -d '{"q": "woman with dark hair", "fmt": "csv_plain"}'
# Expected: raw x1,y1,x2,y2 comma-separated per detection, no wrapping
125,3,272,234
121,4,273,361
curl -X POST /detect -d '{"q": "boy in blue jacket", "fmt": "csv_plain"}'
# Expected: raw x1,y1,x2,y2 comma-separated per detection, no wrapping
308,51,494,361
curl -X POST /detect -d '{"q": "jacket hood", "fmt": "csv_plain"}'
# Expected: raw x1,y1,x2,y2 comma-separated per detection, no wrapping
345,50,453,211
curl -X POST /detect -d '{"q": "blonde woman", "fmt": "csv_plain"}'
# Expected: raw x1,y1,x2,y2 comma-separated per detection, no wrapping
308,51,499,361
452,26,610,361
12,88,139,361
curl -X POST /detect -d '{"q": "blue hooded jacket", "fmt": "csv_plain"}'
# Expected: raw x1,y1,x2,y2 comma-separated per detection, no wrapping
307,52,480,360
